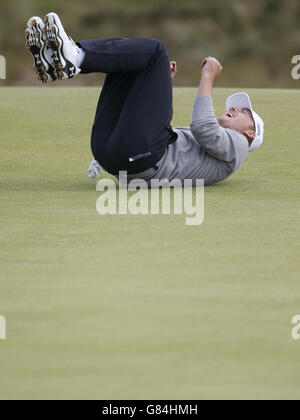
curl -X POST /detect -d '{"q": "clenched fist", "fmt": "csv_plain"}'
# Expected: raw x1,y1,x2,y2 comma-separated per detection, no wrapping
170,61,177,79
201,57,223,79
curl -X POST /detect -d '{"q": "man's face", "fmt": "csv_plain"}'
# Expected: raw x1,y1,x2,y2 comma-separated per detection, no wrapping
218,106,255,141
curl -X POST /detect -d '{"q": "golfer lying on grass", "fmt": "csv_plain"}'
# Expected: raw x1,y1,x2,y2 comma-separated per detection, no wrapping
25,12,264,186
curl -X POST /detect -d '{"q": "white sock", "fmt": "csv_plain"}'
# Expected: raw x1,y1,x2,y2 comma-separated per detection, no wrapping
77,48,86,69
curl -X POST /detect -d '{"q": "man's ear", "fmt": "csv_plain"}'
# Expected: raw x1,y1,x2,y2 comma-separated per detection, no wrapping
242,129,255,140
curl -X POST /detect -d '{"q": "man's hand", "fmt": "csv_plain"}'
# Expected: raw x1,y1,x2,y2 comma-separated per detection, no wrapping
88,159,102,181
197,57,222,99
201,57,223,79
170,61,177,79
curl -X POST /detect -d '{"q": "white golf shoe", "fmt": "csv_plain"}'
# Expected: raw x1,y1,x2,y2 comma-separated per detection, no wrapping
43,12,81,80
25,16,57,83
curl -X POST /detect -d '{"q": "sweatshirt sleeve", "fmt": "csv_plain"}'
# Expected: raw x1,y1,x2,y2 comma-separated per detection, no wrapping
190,96,249,166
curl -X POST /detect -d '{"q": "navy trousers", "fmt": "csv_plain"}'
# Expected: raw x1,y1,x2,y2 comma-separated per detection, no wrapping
78,37,177,175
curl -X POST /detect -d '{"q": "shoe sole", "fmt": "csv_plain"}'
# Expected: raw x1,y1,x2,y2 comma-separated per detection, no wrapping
44,13,77,80
25,17,56,83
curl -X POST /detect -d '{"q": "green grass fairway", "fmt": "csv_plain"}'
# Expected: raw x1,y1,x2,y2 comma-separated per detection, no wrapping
1,87,300,400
